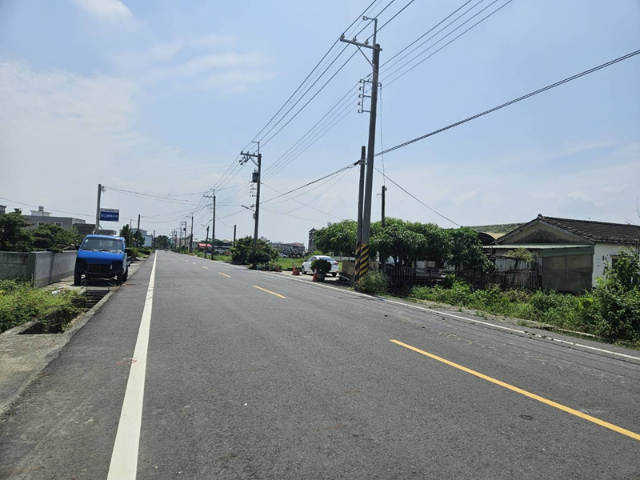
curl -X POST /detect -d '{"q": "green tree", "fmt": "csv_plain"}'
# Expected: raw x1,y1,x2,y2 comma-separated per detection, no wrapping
314,220,357,256
593,248,640,341
370,219,425,266
153,234,170,249
229,236,277,266
449,227,493,272
32,224,82,252
119,225,132,247
0,209,34,252
408,221,452,266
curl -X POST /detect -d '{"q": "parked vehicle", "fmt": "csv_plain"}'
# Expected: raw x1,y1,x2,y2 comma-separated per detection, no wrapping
301,255,339,276
74,235,129,285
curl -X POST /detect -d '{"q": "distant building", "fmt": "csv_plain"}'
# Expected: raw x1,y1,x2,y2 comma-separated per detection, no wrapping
22,206,86,231
270,241,305,256
132,228,153,248
308,229,316,253
0,205,6,215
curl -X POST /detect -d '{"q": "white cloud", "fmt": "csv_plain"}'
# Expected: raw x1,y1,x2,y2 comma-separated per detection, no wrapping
0,60,227,224
71,0,133,20
110,34,276,94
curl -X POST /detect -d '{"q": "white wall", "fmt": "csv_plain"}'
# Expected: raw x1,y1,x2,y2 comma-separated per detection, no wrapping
592,243,636,286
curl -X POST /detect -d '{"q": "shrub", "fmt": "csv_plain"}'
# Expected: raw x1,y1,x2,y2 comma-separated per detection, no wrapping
310,258,331,274
0,281,84,333
357,272,390,295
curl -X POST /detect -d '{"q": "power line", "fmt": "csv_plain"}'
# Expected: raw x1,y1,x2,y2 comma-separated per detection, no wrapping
260,184,342,220
261,161,360,205
376,48,640,157
384,0,512,86
0,196,92,218
374,168,461,226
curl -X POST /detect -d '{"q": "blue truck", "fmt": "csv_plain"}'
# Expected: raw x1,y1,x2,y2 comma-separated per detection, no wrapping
74,235,129,286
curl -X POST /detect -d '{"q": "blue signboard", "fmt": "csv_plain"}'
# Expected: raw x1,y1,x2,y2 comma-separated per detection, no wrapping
100,208,119,222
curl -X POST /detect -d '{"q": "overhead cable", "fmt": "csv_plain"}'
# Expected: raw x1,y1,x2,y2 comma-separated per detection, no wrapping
376,48,640,157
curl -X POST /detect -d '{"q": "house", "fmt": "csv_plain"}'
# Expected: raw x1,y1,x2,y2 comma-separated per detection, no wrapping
131,228,153,248
22,206,87,231
485,215,640,293
270,241,306,256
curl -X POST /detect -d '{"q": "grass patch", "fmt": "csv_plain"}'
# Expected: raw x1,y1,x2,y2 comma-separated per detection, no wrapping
0,280,85,333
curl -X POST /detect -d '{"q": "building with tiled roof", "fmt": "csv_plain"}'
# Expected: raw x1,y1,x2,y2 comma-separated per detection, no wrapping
485,214,640,292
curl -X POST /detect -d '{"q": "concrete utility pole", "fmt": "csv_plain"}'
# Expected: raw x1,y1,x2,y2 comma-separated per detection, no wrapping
204,191,216,258
136,214,141,248
381,185,387,227
189,214,194,253
94,184,106,234
204,225,210,259
340,17,381,279
354,146,366,283
240,141,262,249
233,225,237,246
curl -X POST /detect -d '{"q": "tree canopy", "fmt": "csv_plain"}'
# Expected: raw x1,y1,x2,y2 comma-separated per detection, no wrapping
314,220,357,257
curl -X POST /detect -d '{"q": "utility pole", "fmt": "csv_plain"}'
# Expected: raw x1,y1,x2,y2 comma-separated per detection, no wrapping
233,225,237,246
204,225,210,259
94,184,106,234
240,141,262,249
354,146,366,283
340,17,381,279
189,214,194,253
381,185,387,227
136,214,141,248
204,191,216,258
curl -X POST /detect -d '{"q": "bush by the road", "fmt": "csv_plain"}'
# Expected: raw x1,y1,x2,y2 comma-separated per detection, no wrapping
410,249,640,344
0,280,84,333
357,272,390,295
229,236,277,267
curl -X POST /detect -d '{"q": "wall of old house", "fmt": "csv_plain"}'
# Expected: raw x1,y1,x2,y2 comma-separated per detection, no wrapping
541,254,593,293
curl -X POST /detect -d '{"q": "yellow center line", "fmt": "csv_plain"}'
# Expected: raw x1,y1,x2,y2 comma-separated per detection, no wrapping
202,266,209,270
218,272,230,278
254,285,286,298
390,339,640,442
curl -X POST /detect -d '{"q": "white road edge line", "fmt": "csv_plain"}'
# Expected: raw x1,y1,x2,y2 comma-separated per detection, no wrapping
260,271,640,363
107,253,157,479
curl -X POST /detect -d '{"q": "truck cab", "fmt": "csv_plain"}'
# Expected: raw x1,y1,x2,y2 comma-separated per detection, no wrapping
74,235,129,285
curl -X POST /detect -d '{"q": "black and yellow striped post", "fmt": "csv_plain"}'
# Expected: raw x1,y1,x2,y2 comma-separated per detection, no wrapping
354,242,362,283
358,243,370,278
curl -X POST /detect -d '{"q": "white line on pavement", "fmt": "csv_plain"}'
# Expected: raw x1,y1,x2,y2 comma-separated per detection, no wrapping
107,253,157,479
259,271,640,363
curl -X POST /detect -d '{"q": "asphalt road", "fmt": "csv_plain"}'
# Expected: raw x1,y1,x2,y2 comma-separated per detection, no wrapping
1,251,639,479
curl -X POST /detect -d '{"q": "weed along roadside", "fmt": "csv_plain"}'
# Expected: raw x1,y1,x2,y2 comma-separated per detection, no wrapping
0,253,150,414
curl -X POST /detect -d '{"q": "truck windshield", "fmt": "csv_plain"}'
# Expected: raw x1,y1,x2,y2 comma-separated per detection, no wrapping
81,238,123,252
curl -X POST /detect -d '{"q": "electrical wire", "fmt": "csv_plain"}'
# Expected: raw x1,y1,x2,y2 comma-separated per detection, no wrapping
384,0,513,86
376,48,640,157
0,196,92,218
261,161,360,204
261,184,343,220
374,167,461,226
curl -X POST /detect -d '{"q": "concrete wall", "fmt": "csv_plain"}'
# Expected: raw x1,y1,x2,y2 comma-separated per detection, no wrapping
0,251,76,287
592,243,640,286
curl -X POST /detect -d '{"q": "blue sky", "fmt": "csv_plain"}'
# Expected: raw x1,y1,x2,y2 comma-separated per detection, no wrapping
0,0,638,243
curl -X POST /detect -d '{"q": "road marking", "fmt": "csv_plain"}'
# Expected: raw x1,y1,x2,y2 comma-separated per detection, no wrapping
254,285,286,298
202,266,209,270
218,272,230,278
383,300,640,362
191,262,196,265
391,339,640,442
107,253,158,479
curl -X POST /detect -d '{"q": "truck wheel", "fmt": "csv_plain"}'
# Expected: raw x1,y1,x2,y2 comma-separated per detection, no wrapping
123,268,128,282
73,272,82,286
116,273,123,286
